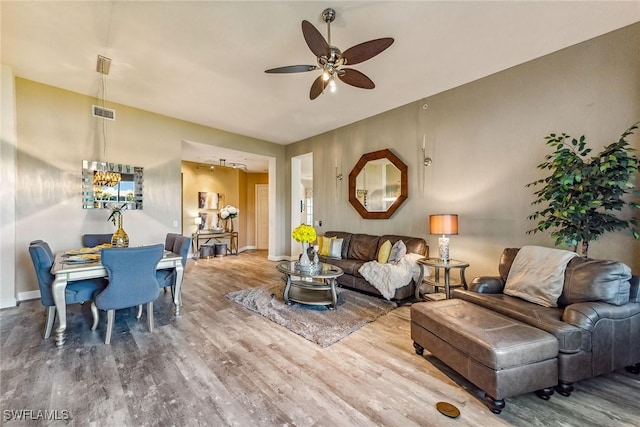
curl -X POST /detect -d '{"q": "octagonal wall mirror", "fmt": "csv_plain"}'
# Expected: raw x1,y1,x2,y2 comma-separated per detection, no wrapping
348,148,408,219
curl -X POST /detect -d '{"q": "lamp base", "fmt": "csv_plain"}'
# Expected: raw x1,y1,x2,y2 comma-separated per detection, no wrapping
438,235,450,262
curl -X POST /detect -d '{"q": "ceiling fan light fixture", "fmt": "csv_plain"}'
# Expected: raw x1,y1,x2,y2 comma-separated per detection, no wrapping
265,8,393,100
328,78,337,93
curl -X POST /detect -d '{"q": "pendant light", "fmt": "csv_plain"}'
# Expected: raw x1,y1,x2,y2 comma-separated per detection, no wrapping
93,55,121,188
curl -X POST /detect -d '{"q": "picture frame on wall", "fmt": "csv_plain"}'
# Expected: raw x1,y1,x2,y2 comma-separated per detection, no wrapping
198,212,219,231
198,192,223,209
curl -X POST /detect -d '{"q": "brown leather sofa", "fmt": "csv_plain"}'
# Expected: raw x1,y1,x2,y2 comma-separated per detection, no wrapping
452,248,640,396
318,231,428,300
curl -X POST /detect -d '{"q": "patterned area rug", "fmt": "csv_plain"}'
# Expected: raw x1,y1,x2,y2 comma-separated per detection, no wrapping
226,284,397,347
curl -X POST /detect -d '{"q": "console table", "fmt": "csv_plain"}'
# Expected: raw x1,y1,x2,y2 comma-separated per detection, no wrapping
192,231,238,257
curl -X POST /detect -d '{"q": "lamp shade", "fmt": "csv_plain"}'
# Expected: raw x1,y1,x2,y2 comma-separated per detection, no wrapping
430,214,458,235
194,216,202,225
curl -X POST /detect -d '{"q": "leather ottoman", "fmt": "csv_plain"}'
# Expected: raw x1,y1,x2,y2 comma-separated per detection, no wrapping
411,299,558,413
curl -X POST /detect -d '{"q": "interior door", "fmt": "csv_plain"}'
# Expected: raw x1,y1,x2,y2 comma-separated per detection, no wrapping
256,184,269,250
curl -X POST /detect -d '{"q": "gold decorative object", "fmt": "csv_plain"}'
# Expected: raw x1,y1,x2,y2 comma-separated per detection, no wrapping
93,170,121,187
107,203,129,247
224,218,234,233
111,214,129,248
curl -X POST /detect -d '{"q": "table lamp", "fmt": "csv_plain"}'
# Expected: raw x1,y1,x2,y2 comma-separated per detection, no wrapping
430,214,458,262
194,216,202,230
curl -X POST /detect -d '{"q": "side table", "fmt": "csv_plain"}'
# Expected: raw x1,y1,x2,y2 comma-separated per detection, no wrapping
416,258,469,300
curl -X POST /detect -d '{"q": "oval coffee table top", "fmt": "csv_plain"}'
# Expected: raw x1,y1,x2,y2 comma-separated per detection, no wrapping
276,260,343,278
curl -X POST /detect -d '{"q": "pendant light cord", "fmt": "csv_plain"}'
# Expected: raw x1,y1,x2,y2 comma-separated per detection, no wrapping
101,73,108,164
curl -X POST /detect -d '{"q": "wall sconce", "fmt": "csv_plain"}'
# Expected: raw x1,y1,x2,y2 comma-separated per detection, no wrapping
421,134,432,166
430,214,458,262
335,163,343,201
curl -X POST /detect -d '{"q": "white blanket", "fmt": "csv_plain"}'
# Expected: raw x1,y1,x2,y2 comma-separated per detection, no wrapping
358,253,427,300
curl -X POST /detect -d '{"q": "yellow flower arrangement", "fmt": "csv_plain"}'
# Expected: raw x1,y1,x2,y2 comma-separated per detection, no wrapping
292,224,317,243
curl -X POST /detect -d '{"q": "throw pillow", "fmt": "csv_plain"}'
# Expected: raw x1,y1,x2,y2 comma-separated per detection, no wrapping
377,240,392,264
504,245,578,307
329,238,343,259
388,240,407,265
319,236,335,257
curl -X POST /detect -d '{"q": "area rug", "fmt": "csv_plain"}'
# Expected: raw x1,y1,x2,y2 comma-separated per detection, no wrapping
226,284,397,347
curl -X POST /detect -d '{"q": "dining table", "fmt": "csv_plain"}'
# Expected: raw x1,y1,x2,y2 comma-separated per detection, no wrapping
50,249,184,347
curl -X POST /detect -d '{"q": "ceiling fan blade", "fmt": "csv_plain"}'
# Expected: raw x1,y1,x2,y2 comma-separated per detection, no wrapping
310,75,327,100
338,68,375,89
302,20,329,58
342,38,394,65
265,65,319,73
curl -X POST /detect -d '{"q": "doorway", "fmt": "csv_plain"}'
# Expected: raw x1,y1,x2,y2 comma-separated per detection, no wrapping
291,153,313,258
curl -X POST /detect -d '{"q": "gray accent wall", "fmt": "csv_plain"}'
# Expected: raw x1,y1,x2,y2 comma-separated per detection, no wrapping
287,23,640,279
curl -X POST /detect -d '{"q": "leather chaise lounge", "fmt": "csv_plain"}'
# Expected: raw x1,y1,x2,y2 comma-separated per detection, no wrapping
411,247,640,413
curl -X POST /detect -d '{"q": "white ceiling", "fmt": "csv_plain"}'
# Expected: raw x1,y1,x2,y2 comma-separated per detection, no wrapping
2,1,639,171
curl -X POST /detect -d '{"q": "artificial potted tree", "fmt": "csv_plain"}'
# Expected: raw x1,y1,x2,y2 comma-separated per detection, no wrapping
527,123,639,257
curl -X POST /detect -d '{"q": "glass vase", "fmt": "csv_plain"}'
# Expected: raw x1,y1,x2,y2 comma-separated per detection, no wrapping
111,214,129,247
224,218,234,232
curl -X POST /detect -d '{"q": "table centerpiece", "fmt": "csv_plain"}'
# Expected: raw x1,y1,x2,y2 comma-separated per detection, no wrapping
292,223,319,274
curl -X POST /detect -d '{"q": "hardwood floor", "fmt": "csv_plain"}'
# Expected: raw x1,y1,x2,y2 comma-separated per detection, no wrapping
2,250,639,426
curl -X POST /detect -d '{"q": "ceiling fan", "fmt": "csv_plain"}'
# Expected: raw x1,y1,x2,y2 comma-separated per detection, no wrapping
265,8,394,100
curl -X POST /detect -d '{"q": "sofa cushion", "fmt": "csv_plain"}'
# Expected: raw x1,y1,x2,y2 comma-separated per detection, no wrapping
348,234,381,261
504,246,578,308
329,238,344,259
378,240,392,263
388,240,407,264
380,235,427,256
498,248,520,282
453,289,586,353
319,236,335,256
558,257,632,307
319,256,364,277
324,231,352,259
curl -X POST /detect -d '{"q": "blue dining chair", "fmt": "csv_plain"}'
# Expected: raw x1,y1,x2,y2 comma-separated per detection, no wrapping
82,233,112,247
164,233,181,251
28,240,107,339
91,244,164,344
157,236,191,296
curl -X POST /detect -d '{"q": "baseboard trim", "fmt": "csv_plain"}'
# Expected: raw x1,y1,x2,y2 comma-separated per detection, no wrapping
0,297,18,309
18,290,41,302
267,255,294,262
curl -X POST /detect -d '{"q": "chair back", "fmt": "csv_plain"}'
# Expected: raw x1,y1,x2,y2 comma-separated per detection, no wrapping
28,240,55,306
82,233,113,247
172,235,191,267
165,233,181,251
95,244,163,311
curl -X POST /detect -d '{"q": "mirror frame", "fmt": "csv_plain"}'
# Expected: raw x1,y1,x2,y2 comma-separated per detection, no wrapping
82,160,144,210
348,148,408,219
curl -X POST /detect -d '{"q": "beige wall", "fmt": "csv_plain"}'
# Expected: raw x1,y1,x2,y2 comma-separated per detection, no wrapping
181,160,238,236
1,65,18,307
288,23,640,279
7,78,286,299
181,160,267,249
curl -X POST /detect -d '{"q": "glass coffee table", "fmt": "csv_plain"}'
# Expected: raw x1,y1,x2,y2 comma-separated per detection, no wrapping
276,261,344,309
